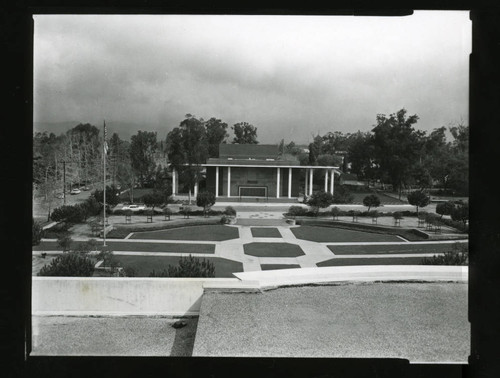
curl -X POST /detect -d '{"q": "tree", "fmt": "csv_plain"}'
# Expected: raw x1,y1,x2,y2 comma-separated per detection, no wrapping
231,122,258,144
407,190,430,215
451,201,469,228
149,255,215,277
32,219,44,246
38,252,95,277
346,131,377,181
371,109,425,198
130,130,158,187
308,135,323,164
307,191,334,216
205,117,229,157
196,191,216,217
167,116,209,203
436,201,455,219
142,191,165,213
363,194,381,212
92,185,121,207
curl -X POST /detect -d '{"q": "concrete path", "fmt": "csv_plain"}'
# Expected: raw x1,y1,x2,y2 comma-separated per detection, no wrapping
36,222,467,275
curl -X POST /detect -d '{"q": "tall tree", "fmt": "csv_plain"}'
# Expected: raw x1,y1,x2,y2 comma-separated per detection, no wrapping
205,117,228,158
130,130,158,187
231,122,258,144
167,115,209,203
371,109,425,197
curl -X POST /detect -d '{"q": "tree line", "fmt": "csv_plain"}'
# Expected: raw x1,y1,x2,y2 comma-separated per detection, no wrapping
34,108,468,215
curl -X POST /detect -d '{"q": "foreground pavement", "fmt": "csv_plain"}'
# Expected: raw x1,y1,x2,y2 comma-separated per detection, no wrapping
31,316,198,356
193,282,469,362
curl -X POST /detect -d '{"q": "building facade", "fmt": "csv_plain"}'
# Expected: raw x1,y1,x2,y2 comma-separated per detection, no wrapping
170,144,340,200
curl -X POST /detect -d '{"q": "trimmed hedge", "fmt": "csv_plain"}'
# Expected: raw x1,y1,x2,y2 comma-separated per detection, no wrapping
42,222,71,239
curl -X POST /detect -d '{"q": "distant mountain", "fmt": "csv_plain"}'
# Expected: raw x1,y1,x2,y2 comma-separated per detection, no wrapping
33,121,173,141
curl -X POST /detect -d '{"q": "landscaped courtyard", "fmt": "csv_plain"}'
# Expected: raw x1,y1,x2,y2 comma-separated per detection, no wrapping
34,221,468,278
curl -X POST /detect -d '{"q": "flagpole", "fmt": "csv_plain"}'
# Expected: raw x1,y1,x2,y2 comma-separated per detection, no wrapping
103,120,107,247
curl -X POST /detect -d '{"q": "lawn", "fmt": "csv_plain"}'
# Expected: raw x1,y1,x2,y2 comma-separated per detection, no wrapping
130,225,239,241
291,226,402,243
328,243,463,255
33,241,215,254
250,228,282,238
317,257,425,267
261,264,301,271
243,242,305,257
115,255,243,278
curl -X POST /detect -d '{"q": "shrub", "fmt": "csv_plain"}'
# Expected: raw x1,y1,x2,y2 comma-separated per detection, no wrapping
97,248,120,269
32,218,44,246
57,235,73,252
73,239,98,254
220,215,231,224
436,201,455,219
121,266,137,277
331,206,341,220
368,210,379,219
163,207,173,220
363,194,381,212
149,255,215,277
421,243,468,265
38,252,95,276
51,204,86,224
287,206,308,218
307,191,334,216
224,206,237,217
181,206,192,219
450,201,469,228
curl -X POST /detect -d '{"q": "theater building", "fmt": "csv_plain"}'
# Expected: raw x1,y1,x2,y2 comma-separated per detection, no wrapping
171,144,340,200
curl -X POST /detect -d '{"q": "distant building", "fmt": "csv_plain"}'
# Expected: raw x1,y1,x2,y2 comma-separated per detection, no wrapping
170,144,340,199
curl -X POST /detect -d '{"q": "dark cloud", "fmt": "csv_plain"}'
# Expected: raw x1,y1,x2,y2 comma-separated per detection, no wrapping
34,13,471,143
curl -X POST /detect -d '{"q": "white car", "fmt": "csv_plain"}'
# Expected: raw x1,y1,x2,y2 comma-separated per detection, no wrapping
70,188,81,195
122,204,145,211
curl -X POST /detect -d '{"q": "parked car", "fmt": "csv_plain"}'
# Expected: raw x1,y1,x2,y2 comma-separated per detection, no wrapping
82,186,91,191
122,204,145,211
70,188,81,195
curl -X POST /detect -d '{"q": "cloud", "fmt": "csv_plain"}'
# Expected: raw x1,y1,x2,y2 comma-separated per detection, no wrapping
34,12,471,143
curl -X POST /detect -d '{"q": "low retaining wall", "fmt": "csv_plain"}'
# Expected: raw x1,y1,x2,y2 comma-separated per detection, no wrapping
32,277,239,316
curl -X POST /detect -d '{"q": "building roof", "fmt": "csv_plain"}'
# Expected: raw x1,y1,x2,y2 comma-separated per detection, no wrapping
219,144,279,160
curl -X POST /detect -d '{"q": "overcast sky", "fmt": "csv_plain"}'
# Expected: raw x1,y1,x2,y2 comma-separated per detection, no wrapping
34,12,471,144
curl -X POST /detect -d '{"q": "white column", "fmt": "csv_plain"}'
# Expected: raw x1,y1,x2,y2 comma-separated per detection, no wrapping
330,169,335,195
324,170,328,192
288,168,292,198
276,167,280,198
172,167,176,196
227,166,231,197
304,169,308,196
194,180,198,198
215,166,219,198
309,168,314,196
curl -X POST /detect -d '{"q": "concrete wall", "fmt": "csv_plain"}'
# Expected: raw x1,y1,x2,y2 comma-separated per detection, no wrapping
32,277,239,316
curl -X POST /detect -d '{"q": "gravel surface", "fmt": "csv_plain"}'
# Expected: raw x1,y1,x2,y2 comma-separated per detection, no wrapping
31,316,198,356
193,282,469,362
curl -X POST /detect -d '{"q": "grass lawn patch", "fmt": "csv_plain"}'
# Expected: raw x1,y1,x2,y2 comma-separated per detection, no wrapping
243,243,305,258
291,226,402,243
250,228,282,238
115,255,242,278
130,225,239,241
33,241,215,254
328,243,464,255
261,264,301,271
317,257,425,267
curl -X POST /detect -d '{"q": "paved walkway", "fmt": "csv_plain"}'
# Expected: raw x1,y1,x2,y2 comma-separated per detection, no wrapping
36,221,468,275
